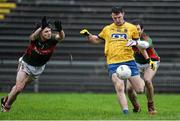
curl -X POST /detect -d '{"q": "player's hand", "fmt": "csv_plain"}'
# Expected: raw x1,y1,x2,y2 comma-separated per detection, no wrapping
126,39,137,47
80,29,90,36
146,58,156,71
54,20,62,32
41,16,48,30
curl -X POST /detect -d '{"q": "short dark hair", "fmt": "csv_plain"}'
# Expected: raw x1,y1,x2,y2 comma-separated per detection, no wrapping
111,6,124,14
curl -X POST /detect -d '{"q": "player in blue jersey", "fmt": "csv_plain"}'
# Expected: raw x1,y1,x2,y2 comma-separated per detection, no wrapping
1,16,65,112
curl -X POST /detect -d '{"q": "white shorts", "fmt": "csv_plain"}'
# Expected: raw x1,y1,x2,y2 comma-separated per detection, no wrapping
136,61,160,73
18,57,46,80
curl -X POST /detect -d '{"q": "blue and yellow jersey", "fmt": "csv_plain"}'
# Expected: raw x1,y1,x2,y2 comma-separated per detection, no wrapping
98,22,139,64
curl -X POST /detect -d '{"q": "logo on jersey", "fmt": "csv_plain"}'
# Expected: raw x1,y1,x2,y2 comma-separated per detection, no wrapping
111,34,127,39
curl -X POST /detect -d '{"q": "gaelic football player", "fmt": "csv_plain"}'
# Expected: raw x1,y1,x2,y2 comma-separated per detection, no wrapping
127,20,160,115
1,16,65,112
80,6,155,114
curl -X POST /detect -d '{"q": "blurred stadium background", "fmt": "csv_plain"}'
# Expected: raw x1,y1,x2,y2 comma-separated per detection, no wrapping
0,0,180,93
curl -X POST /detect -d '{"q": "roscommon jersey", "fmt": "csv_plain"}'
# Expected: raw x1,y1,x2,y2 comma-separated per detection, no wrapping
98,22,139,64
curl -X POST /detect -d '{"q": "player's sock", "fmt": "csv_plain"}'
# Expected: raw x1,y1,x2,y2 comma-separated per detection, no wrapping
148,101,157,115
132,102,141,113
1,96,10,112
123,107,129,114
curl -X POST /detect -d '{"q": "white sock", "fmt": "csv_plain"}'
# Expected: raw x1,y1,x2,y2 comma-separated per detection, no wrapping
123,107,128,111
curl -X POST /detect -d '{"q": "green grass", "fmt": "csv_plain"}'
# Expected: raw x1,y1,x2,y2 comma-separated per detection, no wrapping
0,93,180,120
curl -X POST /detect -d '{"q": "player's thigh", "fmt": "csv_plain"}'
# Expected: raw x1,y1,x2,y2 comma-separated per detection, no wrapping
129,75,144,93
144,61,160,81
143,67,156,82
16,66,33,88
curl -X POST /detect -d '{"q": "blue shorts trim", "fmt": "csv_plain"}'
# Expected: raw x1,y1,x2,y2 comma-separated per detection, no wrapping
108,60,139,78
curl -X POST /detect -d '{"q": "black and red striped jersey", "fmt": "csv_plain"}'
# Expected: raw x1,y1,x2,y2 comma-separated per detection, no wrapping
23,34,58,66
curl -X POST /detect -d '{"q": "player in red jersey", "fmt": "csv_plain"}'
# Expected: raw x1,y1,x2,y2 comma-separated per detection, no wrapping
1,16,65,112
127,20,160,115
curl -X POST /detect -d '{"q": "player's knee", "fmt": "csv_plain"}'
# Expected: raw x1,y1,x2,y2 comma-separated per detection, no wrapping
145,80,151,84
144,77,152,83
113,80,124,92
135,82,144,93
116,83,124,92
136,90,144,94
135,87,144,94
145,80,153,88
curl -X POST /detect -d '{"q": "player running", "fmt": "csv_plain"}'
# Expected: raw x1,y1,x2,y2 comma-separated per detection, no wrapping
1,16,65,112
127,20,160,115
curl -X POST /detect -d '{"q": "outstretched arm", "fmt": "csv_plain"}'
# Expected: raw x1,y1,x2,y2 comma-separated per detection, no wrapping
29,16,48,41
29,27,42,41
126,38,156,70
56,30,65,42
126,39,149,49
80,29,102,44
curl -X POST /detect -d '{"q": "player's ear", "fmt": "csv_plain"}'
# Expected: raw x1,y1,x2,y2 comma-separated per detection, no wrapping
122,11,125,16
111,13,114,19
141,28,144,33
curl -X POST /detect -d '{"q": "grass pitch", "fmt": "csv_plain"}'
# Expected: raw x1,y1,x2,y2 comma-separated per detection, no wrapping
0,93,180,120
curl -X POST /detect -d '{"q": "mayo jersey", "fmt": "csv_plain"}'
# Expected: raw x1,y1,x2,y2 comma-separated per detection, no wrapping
23,34,58,66
98,22,139,64
133,32,160,64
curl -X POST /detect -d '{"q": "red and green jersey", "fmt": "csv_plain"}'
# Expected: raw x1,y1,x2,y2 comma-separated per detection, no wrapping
23,34,58,66
133,32,160,64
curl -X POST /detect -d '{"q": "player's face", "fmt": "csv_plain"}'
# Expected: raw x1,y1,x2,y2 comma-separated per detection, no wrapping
136,24,144,35
111,12,124,26
41,27,52,40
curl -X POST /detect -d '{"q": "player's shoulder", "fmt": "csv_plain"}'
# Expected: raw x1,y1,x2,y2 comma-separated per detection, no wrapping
124,22,137,29
102,23,114,30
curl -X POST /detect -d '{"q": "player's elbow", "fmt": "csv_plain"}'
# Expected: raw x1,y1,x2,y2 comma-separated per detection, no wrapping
135,87,144,94
61,31,65,40
56,31,65,42
29,35,35,41
59,31,65,40
137,40,149,49
60,33,65,41
88,35,101,44
134,82,145,94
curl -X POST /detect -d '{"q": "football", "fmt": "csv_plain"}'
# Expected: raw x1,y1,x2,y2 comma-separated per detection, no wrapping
116,65,131,79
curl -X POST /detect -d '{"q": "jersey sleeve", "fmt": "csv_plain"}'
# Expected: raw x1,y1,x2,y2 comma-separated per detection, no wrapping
98,26,107,40
147,37,153,47
141,32,153,47
132,26,140,40
33,34,40,41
